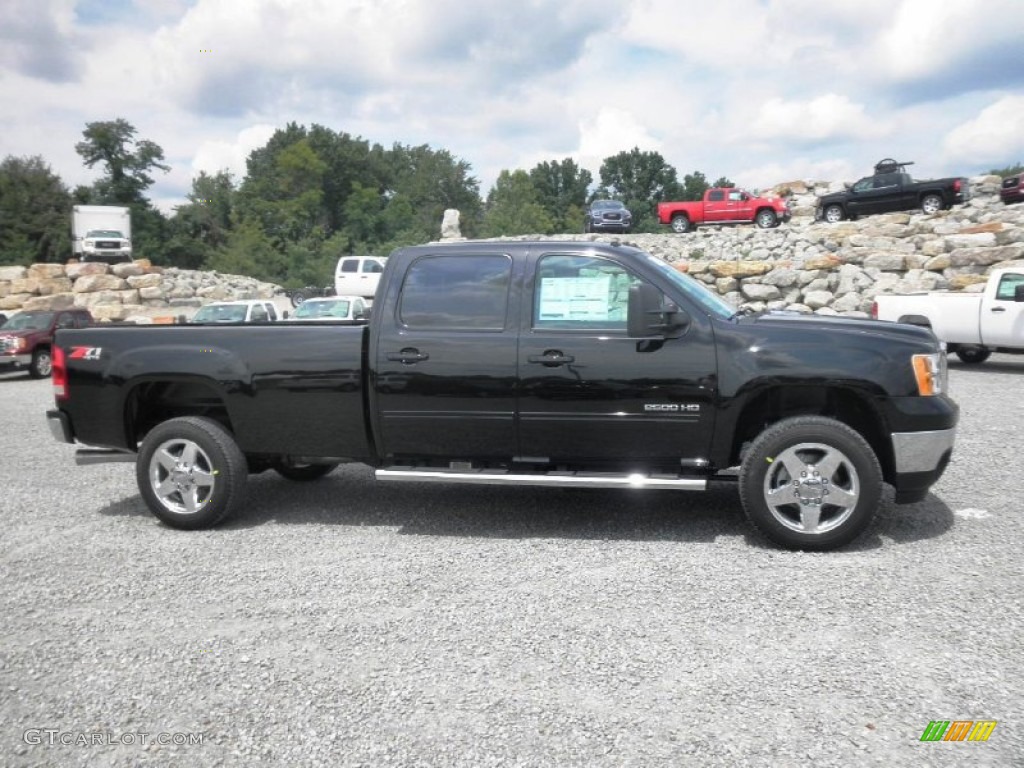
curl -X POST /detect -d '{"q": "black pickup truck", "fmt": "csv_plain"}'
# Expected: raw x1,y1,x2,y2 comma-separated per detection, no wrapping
46,240,958,550
816,159,970,223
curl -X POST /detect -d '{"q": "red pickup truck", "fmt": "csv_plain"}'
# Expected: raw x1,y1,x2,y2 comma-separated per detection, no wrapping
657,188,790,233
0,309,94,378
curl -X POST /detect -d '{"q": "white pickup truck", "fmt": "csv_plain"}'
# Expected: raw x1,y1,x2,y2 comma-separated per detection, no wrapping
872,268,1024,363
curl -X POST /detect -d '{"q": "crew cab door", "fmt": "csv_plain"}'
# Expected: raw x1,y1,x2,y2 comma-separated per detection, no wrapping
702,189,730,222
981,271,1024,347
372,250,519,460
517,250,717,465
847,173,903,217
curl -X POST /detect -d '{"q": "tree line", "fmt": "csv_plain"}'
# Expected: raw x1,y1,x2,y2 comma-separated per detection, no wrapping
4,117,732,286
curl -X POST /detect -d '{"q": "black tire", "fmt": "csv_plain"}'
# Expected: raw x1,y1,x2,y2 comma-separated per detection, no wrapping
29,348,52,379
921,193,944,215
955,346,991,364
670,214,691,233
273,461,340,481
584,220,592,234
739,416,882,551
755,209,777,229
290,290,308,308
136,416,247,529
823,204,844,223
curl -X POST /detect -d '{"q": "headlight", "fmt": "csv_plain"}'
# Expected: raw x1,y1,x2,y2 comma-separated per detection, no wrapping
911,351,947,396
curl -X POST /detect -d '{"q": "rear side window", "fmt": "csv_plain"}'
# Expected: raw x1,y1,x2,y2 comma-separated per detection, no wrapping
340,259,358,273
399,254,511,330
708,190,724,202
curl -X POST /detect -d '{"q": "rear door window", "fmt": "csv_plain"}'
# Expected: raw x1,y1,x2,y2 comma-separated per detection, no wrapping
398,254,512,331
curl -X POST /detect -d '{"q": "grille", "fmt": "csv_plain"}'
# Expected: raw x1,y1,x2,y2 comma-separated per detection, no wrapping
96,240,122,249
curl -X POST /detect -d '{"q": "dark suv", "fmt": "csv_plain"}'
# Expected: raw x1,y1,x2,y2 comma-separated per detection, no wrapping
1000,174,1024,205
584,200,632,234
0,309,93,378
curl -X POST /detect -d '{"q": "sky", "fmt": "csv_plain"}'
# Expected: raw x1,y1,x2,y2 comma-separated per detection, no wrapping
3,0,1024,214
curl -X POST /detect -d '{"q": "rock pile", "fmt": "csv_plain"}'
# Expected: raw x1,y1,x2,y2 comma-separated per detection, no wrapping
0,261,282,323
491,174,1022,316
1,175,1020,321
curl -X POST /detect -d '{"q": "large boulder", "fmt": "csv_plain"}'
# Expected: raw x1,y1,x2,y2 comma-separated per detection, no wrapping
27,263,66,279
66,262,110,279
0,266,28,281
72,274,127,292
22,293,76,310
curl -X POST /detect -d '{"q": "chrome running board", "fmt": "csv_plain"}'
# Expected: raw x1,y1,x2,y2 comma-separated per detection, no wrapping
375,467,706,490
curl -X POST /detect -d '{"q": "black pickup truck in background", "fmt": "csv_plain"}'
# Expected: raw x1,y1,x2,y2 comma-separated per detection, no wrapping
816,159,970,223
46,240,958,551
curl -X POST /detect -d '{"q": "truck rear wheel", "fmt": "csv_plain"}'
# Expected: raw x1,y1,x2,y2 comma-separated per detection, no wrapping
921,194,943,215
955,346,991,364
739,416,882,551
137,416,247,529
670,214,692,233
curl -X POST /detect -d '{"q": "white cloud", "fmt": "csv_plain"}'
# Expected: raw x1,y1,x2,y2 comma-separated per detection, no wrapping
751,94,887,142
943,95,1024,165
578,108,662,168
192,124,277,181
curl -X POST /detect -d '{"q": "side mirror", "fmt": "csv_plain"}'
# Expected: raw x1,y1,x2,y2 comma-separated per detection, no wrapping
1015,284,1024,302
628,283,690,338
282,310,290,319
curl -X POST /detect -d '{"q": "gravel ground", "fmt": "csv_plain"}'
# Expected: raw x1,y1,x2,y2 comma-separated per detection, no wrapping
1,355,1021,767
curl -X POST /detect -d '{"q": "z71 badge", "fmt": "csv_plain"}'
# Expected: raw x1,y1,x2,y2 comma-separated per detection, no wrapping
644,403,700,412
68,346,103,360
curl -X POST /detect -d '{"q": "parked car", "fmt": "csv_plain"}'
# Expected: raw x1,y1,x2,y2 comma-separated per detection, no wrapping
872,267,1024,364
816,159,970,222
190,300,279,323
584,200,632,234
335,256,386,301
1000,173,1024,205
286,296,369,323
657,188,789,233
0,308,93,378
47,240,957,551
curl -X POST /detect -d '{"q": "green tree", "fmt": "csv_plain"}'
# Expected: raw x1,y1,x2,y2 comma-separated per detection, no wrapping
384,144,482,240
988,162,1023,177
482,170,553,236
164,171,237,269
0,155,72,265
712,176,735,189
596,148,682,231
529,158,592,233
75,118,170,203
680,170,710,201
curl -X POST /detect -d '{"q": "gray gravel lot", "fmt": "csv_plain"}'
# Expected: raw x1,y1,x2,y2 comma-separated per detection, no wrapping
1,356,1021,767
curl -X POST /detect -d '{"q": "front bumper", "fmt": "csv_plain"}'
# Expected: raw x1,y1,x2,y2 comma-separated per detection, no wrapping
0,353,31,368
890,427,956,503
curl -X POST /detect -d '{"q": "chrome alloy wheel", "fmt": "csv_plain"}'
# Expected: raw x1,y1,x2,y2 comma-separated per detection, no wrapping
762,441,860,535
148,438,217,515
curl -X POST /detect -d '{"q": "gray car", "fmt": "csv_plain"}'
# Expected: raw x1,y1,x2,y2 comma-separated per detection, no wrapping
584,200,632,233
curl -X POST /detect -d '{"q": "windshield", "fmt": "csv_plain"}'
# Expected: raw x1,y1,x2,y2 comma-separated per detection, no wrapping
1,312,54,330
591,200,624,210
86,230,124,238
293,299,352,319
192,305,248,322
641,254,736,320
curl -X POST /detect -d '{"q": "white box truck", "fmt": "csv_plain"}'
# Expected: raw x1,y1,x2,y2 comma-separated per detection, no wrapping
71,205,133,263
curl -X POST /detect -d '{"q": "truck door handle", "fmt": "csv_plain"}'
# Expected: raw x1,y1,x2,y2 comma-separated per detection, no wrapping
990,307,1006,313
387,349,429,364
528,351,575,367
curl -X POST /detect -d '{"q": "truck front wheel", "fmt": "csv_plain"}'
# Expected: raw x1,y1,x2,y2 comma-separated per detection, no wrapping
29,348,52,378
137,416,247,529
823,204,844,223
955,346,991,364
670,214,692,233
739,416,882,551
755,209,777,228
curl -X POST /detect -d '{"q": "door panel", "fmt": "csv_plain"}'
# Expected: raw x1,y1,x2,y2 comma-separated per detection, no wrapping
518,252,717,466
374,252,518,459
982,272,1024,347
